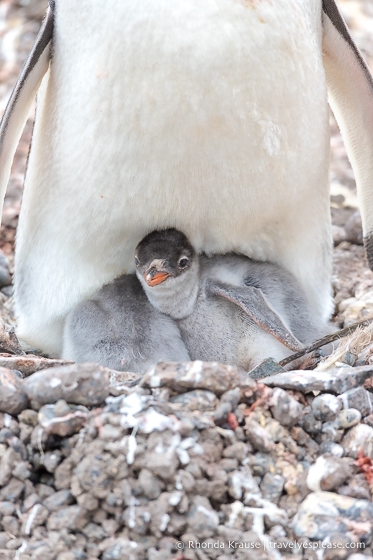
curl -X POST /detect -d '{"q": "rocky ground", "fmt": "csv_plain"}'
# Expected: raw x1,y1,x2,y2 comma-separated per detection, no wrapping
1,336,373,560
1,1,373,559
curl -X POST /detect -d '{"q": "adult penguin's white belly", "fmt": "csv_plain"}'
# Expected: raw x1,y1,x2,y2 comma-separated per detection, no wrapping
15,0,331,355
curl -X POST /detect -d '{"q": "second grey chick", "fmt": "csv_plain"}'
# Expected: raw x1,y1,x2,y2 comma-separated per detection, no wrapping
62,274,190,373
135,229,332,370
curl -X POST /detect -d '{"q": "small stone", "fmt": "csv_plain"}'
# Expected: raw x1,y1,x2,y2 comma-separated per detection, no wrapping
74,456,112,499
338,473,371,500
17,410,38,427
0,267,11,289
293,491,373,541
146,450,179,480
1,515,20,536
0,414,20,435
342,424,373,458
98,425,123,441
38,403,89,437
336,408,362,429
321,421,344,443
338,386,373,417
228,467,261,501
43,490,73,512
248,358,285,380
0,368,29,415
21,504,49,535
82,523,108,541
77,493,99,512
270,388,303,427
122,504,151,534
1,287,13,298
186,496,219,539
42,451,62,473
108,369,142,396
0,535,10,549
0,502,15,516
213,402,232,426
23,493,40,512
319,442,344,457
137,469,162,500
5,538,23,550
263,365,373,394
0,478,24,501
306,456,351,491
298,412,322,435
12,461,31,480
142,361,256,395
332,225,347,246
24,363,110,409
0,448,19,486
47,506,89,531
0,550,16,560
244,420,275,452
0,356,73,377
311,394,341,422
170,390,218,411
323,533,353,560
19,423,33,444
35,484,55,500
249,453,276,478
220,388,241,409
101,538,138,560
260,473,284,504
344,210,363,244
222,442,249,463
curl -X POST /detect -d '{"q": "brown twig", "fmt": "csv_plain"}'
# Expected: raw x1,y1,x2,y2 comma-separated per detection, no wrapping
279,316,373,367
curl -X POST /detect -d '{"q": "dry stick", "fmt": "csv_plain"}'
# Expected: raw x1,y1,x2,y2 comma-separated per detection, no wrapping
279,317,373,367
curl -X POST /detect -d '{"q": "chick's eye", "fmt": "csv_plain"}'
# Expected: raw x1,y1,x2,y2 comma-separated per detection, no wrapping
178,257,189,269
135,256,140,267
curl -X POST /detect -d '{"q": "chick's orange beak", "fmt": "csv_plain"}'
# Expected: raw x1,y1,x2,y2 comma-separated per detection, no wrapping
145,272,171,287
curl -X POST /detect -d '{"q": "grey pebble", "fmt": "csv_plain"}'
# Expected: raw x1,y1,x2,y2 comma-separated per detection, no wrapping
338,386,373,417
170,390,218,411
293,492,373,541
298,412,322,435
270,387,303,427
319,441,344,457
43,491,74,512
0,266,11,289
311,394,341,422
263,365,373,394
24,363,110,410
0,368,29,415
336,408,362,429
342,423,373,458
260,473,285,504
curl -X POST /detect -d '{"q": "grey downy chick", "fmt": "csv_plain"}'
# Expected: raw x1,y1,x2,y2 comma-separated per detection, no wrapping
62,274,190,373
135,229,332,370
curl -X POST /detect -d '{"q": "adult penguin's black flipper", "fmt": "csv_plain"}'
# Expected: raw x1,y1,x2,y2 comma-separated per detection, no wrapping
0,2,54,217
322,0,373,268
206,280,304,352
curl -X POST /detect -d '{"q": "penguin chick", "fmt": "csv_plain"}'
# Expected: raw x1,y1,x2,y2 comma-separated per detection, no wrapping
135,229,332,370
62,274,190,373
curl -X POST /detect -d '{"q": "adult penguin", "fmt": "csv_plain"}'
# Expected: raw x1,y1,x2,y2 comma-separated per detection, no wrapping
0,0,373,356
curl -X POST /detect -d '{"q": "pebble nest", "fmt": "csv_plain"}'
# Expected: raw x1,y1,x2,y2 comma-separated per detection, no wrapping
0,339,373,560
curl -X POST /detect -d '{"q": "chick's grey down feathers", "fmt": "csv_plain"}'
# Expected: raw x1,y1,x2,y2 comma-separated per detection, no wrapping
63,229,332,372
135,229,332,370
63,274,190,373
